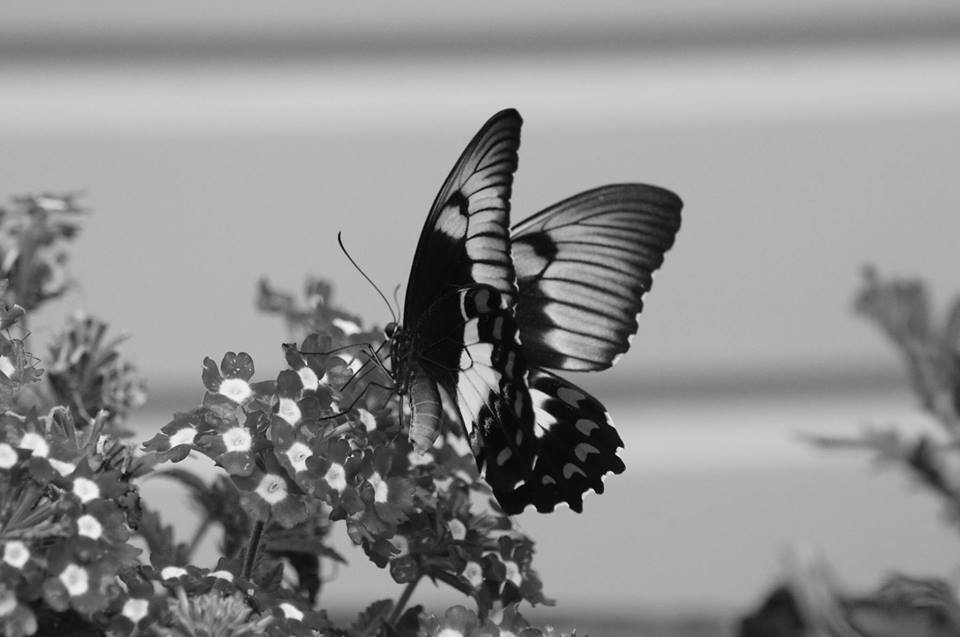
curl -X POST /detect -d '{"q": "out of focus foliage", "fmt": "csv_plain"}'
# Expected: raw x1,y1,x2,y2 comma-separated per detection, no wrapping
741,268,960,637
810,268,960,532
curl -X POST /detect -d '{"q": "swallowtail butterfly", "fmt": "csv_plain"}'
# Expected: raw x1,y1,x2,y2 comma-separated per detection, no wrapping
385,108,681,514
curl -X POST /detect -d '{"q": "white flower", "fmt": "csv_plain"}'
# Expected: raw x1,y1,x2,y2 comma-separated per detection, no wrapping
277,398,301,425
461,561,483,588
169,426,197,447
77,514,103,540
0,443,17,469
219,378,252,403
255,474,287,505
447,519,467,541
368,471,389,503
325,463,346,492
222,427,252,452
279,602,304,620
297,366,319,391
18,433,48,458
122,598,149,623
285,442,312,473
60,564,89,596
3,541,30,569
72,477,100,503
161,566,188,580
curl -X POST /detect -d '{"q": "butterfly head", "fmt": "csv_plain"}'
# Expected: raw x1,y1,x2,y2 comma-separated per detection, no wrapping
383,320,412,380
384,321,399,340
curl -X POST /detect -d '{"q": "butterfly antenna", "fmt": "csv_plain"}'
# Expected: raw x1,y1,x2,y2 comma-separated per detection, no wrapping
392,284,403,323
338,232,397,324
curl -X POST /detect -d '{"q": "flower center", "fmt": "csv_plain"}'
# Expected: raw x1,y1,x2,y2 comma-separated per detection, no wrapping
73,477,100,503
325,463,346,492
3,541,30,569
277,398,301,425
169,426,197,447
222,426,252,452
77,514,103,540
219,378,252,403
123,598,150,623
19,432,49,458
256,474,287,504
60,564,89,596
0,444,17,470
285,442,312,473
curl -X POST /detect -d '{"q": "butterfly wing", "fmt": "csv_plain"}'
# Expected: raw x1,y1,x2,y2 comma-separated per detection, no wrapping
511,184,682,371
400,109,540,504
403,108,522,322
496,368,626,513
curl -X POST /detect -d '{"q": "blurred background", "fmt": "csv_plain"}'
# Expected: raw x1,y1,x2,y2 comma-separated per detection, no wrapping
2,0,960,628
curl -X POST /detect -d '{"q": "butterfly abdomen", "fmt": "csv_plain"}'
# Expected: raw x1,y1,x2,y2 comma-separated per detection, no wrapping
408,366,442,454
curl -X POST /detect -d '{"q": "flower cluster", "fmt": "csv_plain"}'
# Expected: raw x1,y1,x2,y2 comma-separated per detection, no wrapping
103,563,331,637
363,428,550,616
0,185,567,636
145,278,551,628
415,604,573,637
0,407,147,636
46,313,147,433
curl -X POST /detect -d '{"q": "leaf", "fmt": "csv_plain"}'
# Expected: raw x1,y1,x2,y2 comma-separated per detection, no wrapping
390,605,423,637
0,303,25,330
350,599,394,637
136,505,189,567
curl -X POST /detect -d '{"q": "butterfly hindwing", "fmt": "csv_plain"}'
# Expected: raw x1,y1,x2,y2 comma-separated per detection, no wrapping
511,184,682,371
496,369,625,514
450,286,539,504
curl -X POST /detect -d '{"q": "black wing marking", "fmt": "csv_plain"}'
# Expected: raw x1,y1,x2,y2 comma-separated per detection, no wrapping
496,369,625,514
403,109,523,327
417,285,539,505
511,184,682,371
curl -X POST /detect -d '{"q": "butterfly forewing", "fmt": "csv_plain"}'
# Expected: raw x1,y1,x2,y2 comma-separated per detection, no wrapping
511,184,682,371
403,109,523,325
398,109,539,498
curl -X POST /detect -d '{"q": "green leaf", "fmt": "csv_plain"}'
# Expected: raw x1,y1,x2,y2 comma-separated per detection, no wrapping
351,599,394,637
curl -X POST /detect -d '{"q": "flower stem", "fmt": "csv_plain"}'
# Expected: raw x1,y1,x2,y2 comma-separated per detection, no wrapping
387,577,421,626
431,569,474,597
242,520,265,580
186,516,213,560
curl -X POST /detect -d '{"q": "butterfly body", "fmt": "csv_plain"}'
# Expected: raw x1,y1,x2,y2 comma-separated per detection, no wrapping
387,109,682,514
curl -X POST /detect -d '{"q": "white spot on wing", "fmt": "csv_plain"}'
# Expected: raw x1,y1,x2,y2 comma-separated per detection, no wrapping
436,207,467,240
557,386,585,406
492,316,504,340
575,443,601,462
462,318,480,346
576,418,600,436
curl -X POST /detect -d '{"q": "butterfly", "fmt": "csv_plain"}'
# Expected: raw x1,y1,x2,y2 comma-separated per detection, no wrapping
385,108,682,514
